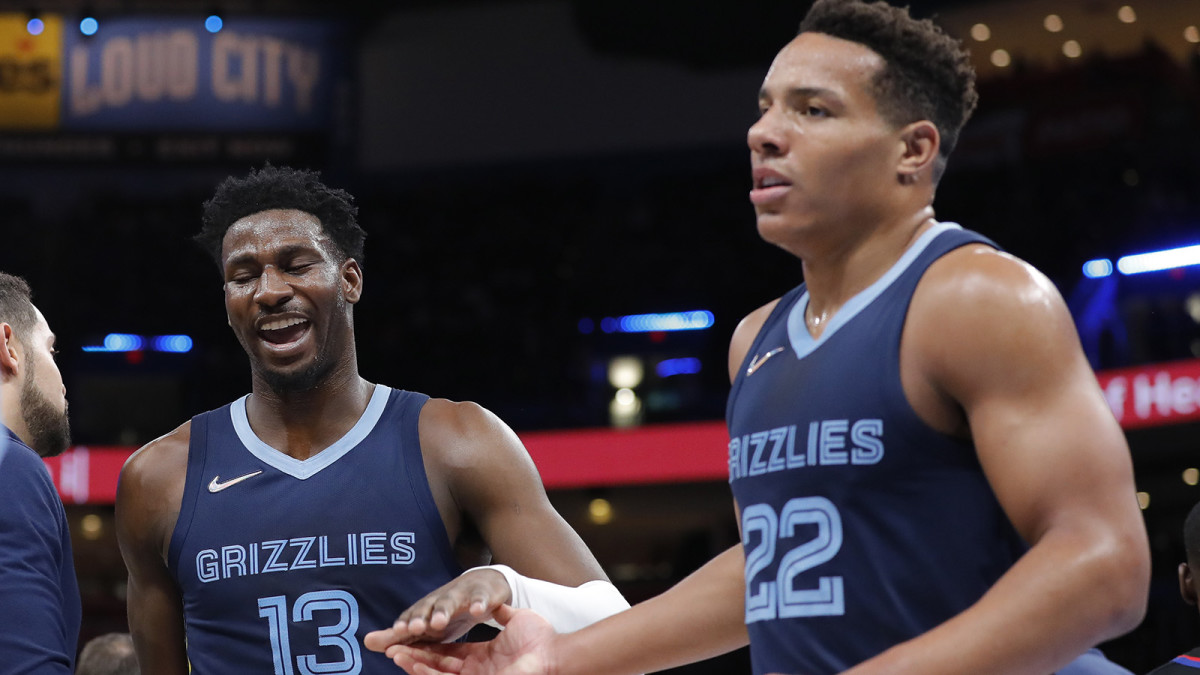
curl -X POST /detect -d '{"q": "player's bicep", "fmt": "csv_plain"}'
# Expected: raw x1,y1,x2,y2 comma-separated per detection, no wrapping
435,402,605,585
922,252,1136,540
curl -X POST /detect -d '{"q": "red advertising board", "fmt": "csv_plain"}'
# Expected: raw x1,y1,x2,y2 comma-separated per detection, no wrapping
1096,358,1200,429
42,359,1200,504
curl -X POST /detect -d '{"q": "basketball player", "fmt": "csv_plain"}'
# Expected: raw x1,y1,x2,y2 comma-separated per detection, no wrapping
115,166,629,674
1147,501,1200,673
0,271,79,673
370,1,1150,673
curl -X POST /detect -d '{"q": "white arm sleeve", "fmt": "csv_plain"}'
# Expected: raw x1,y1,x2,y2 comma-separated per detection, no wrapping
468,564,630,634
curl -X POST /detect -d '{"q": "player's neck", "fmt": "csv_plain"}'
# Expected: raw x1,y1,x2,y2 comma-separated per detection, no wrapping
246,368,375,461
801,207,936,338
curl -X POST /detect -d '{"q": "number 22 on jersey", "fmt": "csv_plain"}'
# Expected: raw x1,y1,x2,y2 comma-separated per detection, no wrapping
743,496,845,622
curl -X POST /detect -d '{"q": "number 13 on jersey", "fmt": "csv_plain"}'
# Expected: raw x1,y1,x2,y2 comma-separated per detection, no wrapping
742,496,845,622
258,590,362,675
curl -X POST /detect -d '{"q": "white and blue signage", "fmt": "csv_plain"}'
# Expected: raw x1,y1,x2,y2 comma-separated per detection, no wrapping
62,18,346,131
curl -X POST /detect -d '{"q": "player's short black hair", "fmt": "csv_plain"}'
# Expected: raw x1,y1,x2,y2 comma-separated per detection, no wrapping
196,164,365,268
1184,501,1200,562
0,272,37,338
799,0,978,181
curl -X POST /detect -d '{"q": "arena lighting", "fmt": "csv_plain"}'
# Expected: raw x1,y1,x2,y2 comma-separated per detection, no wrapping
609,310,714,333
656,357,702,378
204,14,223,33
79,16,98,36
1116,244,1200,275
82,333,194,353
1082,259,1114,279
26,16,44,36
152,335,194,353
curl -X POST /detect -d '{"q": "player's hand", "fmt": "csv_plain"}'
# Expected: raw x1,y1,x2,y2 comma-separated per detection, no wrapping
366,568,513,648
383,605,559,675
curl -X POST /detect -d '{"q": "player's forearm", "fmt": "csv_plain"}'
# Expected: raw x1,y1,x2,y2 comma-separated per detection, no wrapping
843,524,1147,675
554,545,749,675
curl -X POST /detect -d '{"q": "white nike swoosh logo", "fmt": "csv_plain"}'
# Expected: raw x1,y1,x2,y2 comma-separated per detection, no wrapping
208,470,263,493
746,347,785,376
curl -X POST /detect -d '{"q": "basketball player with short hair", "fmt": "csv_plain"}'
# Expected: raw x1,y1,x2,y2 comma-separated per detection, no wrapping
1148,502,1200,673
0,271,79,673
369,1,1149,673
115,166,629,674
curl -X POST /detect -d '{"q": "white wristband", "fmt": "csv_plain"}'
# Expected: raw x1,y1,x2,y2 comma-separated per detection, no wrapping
467,564,630,634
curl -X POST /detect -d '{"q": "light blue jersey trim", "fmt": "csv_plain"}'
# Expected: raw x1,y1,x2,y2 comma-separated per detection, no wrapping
230,384,392,480
786,221,962,360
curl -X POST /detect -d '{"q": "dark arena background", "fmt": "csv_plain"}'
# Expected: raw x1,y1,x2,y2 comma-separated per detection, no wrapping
0,0,1198,671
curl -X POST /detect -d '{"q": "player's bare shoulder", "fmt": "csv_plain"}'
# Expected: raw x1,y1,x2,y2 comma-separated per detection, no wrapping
729,298,783,383
907,243,1082,392
121,421,192,489
116,421,192,559
911,243,1068,333
417,397,524,472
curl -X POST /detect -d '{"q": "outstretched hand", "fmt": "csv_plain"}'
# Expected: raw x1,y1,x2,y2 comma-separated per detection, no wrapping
383,605,560,675
366,568,513,648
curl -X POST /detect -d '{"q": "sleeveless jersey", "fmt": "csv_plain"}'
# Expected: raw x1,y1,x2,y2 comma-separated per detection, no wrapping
168,385,464,674
727,223,1027,673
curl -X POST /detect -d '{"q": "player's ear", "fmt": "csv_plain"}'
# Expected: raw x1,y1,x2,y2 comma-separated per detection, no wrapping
896,120,939,185
1179,562,1197,606
342,258,363,304
0,323,21,380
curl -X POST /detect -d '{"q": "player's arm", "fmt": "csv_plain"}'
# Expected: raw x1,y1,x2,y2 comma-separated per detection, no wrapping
369,398,620,645
845,247,1149,674
385,545,749,675
373,305,774,672
0,449,75,673
115,424,192,675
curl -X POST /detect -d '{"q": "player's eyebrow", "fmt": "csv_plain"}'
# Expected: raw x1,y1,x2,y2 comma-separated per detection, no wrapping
759,86,838,102
224,243,321,269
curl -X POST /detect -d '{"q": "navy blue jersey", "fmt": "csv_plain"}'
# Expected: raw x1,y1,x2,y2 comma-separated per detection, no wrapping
0,426,80,674
726,223,1125,674
168,386,464,674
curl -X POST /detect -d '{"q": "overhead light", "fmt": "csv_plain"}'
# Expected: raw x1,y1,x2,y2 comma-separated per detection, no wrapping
1116,244,1200,275
1082,259,1113,279
26,16,44,36
1117,5,1136,24
1185,293,1200,323
205,14,223,33
1183,468,1199,486
1063,40,1082,59
79,16,99,36
990,49,1011,68
607,356,644,389
588,498,613,525
970,23,990,42
1044,14,1064,33
1185,26,1199,44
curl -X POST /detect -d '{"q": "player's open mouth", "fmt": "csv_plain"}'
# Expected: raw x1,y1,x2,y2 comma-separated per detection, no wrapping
750,169,792,205
258,317,311,349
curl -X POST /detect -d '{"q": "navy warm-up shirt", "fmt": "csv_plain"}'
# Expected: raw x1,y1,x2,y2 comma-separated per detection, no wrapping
0,425,80,674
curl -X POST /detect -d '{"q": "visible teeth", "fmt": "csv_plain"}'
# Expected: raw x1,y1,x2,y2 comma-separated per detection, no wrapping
762,177,788,188
261,317,308,331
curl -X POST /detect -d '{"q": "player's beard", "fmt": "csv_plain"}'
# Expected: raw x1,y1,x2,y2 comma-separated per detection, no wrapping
20,359,71,458
259,354,337,394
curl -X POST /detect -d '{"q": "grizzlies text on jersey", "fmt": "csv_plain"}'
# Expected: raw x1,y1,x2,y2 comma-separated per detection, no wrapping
168,386,463,674
726,224,1026,674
